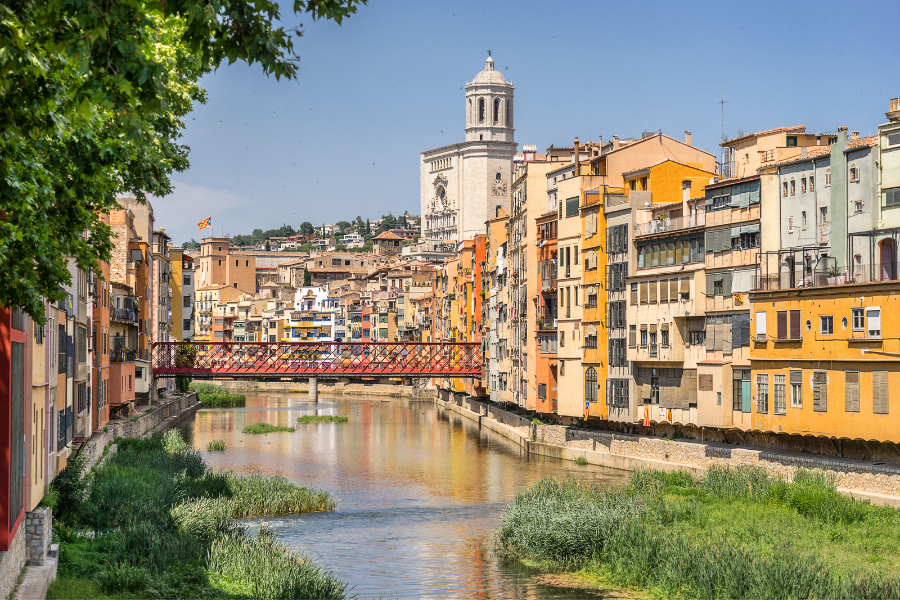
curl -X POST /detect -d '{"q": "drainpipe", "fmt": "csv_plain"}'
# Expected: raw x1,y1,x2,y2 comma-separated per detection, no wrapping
574,137,580,176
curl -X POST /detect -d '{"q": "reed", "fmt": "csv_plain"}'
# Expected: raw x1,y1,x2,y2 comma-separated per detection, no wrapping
242,423,295,434
47,431,342,599
497,467,900,598
206,439,226,451
198,393,246,408
572,456,588,466
297,415,348,424
189,381,229,394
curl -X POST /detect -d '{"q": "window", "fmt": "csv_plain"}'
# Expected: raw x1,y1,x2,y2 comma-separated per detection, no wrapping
689,330,706,346
854,201,864,213
640,176,647,190
585,367,597,403
478,98,485,123
888,132,900,148
849,164,859,182
801,211,807,229
538,383,547,400
640,326,648,346
867,308,881,337
183,319,191,331
873,371,889,414
493,98,500,124
820,315,834,335
783,181,788,197
757,373,769,414
790,179,796,196
630,180,636,190
825,168,831,187
886,188,900,207
786,136,797,147
851,308,864,331
776,310,801,340
661,326,670,347
790,370,802,407
755,311,767,339
183,275,191,285
630,283,638,305
565,197,579,218
801,177,807,193
813,371,827,412
774,374,786,414
183,295,191,308
629,325,637,347
809,176,815,192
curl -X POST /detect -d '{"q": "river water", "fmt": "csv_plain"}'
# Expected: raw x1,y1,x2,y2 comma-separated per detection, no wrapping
181,391,628,599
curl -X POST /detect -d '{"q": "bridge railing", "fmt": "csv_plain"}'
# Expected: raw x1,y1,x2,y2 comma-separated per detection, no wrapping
152,341,482,377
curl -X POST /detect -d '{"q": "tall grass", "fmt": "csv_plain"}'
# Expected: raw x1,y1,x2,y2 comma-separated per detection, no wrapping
189,381,229,394
297,415,348,424
206,439,226,451
243,423,295,434
47,430,342,599
208,527,346,599
496,466,900,598
198,393,246,407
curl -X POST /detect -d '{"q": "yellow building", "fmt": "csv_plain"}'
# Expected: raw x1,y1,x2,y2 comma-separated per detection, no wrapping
750,280,900,443
622,159,715,206
194,285,245,342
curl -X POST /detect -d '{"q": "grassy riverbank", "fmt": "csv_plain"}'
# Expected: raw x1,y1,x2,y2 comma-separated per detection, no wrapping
497,466,900,599
47,430,344,599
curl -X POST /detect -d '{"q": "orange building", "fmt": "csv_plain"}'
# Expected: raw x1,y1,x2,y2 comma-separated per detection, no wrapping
535,211,559,414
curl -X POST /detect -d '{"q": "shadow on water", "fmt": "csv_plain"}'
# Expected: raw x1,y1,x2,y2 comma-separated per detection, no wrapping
185,391,629,599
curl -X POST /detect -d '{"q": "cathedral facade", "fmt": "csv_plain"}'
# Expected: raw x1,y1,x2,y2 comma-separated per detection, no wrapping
420,55,516,242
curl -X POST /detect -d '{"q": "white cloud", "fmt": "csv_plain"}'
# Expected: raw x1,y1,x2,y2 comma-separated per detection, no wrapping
149,181,252,244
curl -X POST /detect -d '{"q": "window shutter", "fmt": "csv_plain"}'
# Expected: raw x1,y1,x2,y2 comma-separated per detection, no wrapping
756,311,767,338
873,370,889,414
723,271,734,296
722,316,733,352
813,371,827,412
640,282,648,304
649,280,657,304
659,279,669,303
868,309,881,333
706,275,715,298
631,285,638,305
680,277,690,294
777,311,787,339
628,327,636,347
845,371,860,413
790,310,801,340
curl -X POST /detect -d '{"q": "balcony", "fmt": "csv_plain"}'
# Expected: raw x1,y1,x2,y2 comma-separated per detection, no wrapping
635,212,705,238
111,307,139,324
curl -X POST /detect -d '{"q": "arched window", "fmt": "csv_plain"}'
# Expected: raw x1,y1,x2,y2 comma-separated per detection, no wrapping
809,175,815,192
825,168,831,187
496,173,501,181
493,98,500,124
478,98,485,124
850,164,859,183
468,99,472,125
790,178,796,196
783,181,788,197
585,367,597,403
506,99,511,126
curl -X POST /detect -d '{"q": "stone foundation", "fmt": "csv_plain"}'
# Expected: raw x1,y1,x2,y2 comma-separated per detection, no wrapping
24,509,51,566
0,524,26,600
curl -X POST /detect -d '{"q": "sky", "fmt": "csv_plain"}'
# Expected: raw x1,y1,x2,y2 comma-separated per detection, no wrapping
153,0,900,246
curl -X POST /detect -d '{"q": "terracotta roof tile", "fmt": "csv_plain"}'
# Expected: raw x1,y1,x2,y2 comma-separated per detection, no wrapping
373,231,402,240
774,146,831,166
846,135,878,149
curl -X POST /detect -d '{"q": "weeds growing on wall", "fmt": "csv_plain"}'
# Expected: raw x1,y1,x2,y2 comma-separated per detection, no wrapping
47,431,343,600
496,466,900,598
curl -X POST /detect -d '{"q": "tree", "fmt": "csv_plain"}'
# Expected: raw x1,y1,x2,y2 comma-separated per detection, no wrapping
366,219,371,234
399,213,407,228
0,0,366,322
303,268,312,286
300,221,315,236
335,220,351,233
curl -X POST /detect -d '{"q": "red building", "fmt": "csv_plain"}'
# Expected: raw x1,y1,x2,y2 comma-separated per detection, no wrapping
0,307,27,552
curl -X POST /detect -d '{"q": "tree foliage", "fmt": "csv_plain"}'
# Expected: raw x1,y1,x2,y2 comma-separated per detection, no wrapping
230,224,297,247
0,0,365,321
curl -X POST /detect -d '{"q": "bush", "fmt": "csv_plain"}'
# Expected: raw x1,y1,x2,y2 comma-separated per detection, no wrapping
242,423,295,434
297,415,348,424
207,439,226,452
50,453,88,526
198,393,246,407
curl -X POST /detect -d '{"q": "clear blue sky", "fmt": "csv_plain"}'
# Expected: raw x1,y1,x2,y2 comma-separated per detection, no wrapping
154,0,900,246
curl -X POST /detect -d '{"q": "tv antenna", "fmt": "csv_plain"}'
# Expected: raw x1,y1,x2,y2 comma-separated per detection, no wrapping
719,85,729,142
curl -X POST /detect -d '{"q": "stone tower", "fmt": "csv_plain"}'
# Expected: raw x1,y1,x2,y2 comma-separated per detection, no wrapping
420,55,517,242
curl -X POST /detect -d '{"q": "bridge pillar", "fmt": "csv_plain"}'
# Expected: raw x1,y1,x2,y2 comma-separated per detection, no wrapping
309,377,318,401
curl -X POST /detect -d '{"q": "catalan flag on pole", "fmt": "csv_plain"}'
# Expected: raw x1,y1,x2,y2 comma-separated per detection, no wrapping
197,216,212,231
733,292,744,303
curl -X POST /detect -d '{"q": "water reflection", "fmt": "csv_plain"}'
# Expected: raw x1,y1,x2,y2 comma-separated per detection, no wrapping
186,392,628,599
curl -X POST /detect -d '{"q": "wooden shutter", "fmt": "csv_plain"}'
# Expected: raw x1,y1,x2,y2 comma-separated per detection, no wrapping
790,310,801,340
845,371,860,412
628,326,636,347
680,277,690,295
777,311,787,340
630,285,638,305
659,279,669,303
649,280,657,304
873,371,889,414
640,282,648,304
813,371,827,412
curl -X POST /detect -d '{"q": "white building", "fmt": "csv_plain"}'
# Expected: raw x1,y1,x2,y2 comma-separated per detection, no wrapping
420,54,516,242
286,285,340,342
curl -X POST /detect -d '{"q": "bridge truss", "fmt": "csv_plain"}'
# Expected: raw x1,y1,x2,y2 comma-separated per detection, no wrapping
151,342,482,378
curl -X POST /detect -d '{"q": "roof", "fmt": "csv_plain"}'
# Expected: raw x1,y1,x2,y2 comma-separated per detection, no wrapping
622,159,667,176
471,55,508,85
774,146,831,166
846,135,878,150
373,231,402,241
721,125,806,147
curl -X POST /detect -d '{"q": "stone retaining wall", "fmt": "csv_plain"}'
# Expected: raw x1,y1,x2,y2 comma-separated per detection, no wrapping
0,524,25,600
24,508,52,566
440,396,900,500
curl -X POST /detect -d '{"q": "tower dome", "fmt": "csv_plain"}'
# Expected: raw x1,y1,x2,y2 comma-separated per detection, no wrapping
473,55,507,85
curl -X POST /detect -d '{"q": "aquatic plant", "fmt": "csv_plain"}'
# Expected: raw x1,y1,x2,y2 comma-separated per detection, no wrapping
163,429,191,454
198,393,246,408
189,381,229,394
297,415,348,424
242,423,295,434
573,456,588,466
206,439,226,451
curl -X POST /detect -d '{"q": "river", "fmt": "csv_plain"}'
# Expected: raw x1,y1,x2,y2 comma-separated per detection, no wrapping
179,391,629,599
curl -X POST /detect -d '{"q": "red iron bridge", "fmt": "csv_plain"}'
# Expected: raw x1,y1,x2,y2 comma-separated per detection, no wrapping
151,342,482,378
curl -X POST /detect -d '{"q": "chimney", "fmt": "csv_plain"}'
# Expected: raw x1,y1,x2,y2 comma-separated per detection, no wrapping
685,131,692,146
815,133,822,145
574,137,580,176
613,135,620,150
801,147,807,159
851,131,860,140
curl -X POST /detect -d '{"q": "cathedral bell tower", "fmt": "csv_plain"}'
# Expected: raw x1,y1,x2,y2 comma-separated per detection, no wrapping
465,53,514,143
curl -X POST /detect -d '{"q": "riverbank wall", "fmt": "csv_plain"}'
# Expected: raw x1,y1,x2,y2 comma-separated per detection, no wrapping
436,393,900,506
216,380,434,399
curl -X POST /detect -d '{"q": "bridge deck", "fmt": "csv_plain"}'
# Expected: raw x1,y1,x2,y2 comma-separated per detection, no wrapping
152,342,482,377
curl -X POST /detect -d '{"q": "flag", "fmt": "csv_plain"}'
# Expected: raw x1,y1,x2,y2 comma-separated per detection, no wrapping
198,216,212,230
733,292,744,303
